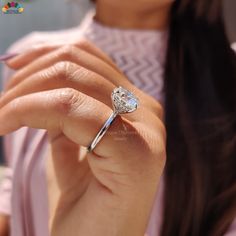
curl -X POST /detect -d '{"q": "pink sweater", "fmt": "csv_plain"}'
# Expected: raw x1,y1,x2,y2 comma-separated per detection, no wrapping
0,10,236,236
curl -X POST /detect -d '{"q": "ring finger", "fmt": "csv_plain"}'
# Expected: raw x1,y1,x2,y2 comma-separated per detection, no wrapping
0,62,153,122
5,45,161,118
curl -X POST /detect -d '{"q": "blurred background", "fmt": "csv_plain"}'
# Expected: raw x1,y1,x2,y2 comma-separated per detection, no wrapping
0,0,235,164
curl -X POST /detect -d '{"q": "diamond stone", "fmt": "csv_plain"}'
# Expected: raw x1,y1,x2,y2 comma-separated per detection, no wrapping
111,87,139,114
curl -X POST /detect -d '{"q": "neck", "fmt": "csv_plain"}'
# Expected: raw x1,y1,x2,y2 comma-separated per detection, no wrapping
94,1,171,30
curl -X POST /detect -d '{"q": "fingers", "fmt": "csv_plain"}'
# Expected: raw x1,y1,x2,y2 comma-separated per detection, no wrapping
0,214,9,236
0,88,144,158
74,40,120,72
7,39,120,72
1,62,116,110
0,61,152,122
5,41,164,120
5,45,125,91
7,44,59,69
6,46,162,117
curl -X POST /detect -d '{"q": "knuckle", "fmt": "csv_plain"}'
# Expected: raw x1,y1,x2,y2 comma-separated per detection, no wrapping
54,88,83,115
39,45,53,54
59,45,77,60
9,97,26,126
31,43,54,55
10,96,22,114
53,61,78,81
76,39,92,51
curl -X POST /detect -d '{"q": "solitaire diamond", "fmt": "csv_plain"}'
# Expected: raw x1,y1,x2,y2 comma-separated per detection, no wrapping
87,86,139,152
111,86,139,114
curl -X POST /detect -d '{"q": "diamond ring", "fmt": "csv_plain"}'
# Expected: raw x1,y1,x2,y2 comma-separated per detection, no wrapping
87,86,139,153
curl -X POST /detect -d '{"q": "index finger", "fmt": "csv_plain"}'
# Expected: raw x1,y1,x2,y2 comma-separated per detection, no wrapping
0,88,141,158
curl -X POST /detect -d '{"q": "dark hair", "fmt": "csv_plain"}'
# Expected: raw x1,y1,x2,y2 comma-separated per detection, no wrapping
162,0,236,235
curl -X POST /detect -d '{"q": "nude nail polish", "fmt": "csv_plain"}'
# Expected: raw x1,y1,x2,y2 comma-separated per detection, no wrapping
0,53,19,62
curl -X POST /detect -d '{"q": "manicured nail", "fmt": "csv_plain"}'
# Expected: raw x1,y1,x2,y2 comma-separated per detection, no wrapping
0,53,19,62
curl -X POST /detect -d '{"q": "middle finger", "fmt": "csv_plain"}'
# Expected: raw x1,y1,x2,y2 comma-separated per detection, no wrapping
5,45,162,118
0,62,152,122
5,45,128,92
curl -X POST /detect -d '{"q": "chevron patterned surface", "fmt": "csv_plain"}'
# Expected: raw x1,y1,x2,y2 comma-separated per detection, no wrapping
82,18,168,104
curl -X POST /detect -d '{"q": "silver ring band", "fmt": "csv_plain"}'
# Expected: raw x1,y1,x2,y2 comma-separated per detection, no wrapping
87,111,118,153
87,86,139,153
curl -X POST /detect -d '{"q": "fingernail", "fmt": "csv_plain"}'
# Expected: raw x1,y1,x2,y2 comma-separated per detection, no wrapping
0,53,19,62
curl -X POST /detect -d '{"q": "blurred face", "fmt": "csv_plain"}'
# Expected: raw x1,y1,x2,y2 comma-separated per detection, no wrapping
95,0,175,29
96,0,175,10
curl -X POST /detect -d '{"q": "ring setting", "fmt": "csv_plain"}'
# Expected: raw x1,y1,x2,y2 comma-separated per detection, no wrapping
111,87,139,114
87,86,139,152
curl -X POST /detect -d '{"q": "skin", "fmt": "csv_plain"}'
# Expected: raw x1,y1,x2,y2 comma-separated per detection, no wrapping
0,1,173,235
0,215,9,236
95,0,174,29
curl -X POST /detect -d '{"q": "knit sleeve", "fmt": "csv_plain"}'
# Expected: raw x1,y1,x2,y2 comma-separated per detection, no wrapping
0,32,41,215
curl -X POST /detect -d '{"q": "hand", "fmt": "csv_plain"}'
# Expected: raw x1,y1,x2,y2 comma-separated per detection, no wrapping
0,40,166,236
0,214,9,236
